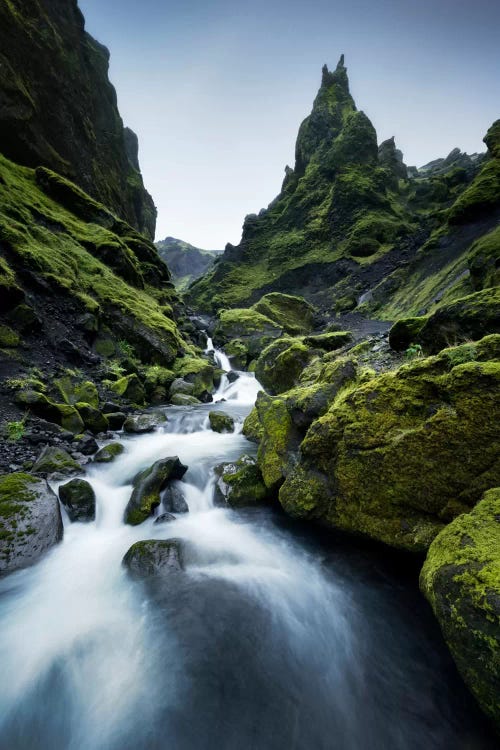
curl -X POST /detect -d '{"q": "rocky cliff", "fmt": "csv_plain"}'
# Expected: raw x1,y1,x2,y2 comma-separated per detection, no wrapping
188,56,493,319
0,0,156,238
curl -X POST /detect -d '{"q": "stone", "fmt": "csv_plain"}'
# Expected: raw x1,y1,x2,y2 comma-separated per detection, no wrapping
208,411,235,433
214,456,269,508
170,394,201,406
154,512,177,524
105,412,127,430
124,457,188,525
76,403,109,434
161,483,189,513
32,446,82,477
122,539,184,578
58,478,96,522
123,413,165,434
93,442,125,463
420,488,500,732
0,472,63,574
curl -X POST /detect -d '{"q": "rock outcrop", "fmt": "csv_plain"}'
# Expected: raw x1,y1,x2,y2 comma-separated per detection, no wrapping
0,0,156,237
156,237,220,289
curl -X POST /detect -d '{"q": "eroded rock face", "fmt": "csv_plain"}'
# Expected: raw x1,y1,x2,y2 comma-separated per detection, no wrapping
122,539,184,578
278,341,500,551
420,488,500,732
59,478,96,522
0,472,63,574
0,0,156,237
124,457,188,525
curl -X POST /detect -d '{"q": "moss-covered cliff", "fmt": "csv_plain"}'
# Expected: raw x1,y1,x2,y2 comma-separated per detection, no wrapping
0,0,156,238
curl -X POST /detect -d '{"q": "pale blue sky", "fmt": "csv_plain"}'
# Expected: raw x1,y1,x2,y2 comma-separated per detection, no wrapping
79,0,500,247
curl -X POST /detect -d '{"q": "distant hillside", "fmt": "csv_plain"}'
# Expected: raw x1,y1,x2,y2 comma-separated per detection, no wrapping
156,237,222,290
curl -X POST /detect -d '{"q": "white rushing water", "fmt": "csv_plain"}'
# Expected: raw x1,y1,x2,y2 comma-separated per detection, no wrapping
0,348,494,750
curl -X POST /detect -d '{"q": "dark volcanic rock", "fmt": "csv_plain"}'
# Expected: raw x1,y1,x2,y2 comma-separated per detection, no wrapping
124,457,188,525
154,512,177,525
0,472,63,574
58,478,96,522
161,483,189,514
122,539,184,578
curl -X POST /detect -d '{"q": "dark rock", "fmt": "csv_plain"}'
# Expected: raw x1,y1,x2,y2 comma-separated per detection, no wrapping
214,456,270,508
59,478,96,522
209,411,234,433
106,412,127,430
154,512,177,525
123,413,165,434
122,539,184,578
227,371,239,383
73,433,99,456
93,442,124,464
32,446,82,477
0,472,63,574
102,401,122,415
161,483,189,514
124,457,188,525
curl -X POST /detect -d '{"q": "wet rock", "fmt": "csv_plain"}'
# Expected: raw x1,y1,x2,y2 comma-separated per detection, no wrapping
76,403,109,434
0,472,63,574
32,446,82,477
420,488,500,732
102,401,122,415
123,413,165,434
72,433,99,456
227,370,239,383
122,539,184,578
110,374,146,405
209,411,234,433
162,483,189,513
105,412,127,430
93,442,125,464
154,512,177,524
214,456,270,508
169,378,195,396
58,478,96,522
124,457,188,525
170,394,201,406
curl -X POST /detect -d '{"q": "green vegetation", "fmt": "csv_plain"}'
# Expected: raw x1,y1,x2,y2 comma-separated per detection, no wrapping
5,416,27,442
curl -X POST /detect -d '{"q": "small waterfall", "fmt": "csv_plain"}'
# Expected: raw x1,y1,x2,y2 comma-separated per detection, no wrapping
0,344,494,750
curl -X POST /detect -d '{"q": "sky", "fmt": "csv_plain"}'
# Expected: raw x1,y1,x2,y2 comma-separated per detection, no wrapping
78,0,500,248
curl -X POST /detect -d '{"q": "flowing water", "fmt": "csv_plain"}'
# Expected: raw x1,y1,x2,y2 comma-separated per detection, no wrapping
0,348,496,750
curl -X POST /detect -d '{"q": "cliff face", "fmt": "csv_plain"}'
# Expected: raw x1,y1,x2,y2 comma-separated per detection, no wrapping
188,57,488,316
156,237,220,290
0,0,156,238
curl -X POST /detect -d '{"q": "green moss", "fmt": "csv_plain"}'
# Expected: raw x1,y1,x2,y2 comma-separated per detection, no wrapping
420,488,500,730
252,293,316,335
55,376,99,409
242,407,264,443
215,456,269,507
209,411,234,433
256,339,315,395
448,158,500,224
467,225,500,291
110,374,146,405
256,393,300,490
32,446,82,475
94,442,125,463
75,403,108,433
0,323,20,347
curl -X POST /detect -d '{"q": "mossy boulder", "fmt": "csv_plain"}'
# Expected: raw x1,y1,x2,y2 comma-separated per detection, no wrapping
214,455,270,508
59,478,96,522
173,357,216,400
15,390,85,434
124,457,188,525
75,403,109,434
55,377,99,409
242,407,264,443
420,488,500,731
389,317,426,352
0,323,20,348
170,394,201,406
122,539,184,579
110,374,146,405
209,411,235,433
224,338,249,369
214,308,283,358
256,392,302,491
94,442,125,463
279,347,500,551
32,446,82,477
0,472,63,574
252,293,316,335
256,339,316,395
302,331,352,351
105,412,127,430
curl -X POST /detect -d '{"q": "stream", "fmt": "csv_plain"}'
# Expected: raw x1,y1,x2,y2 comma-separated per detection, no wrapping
0,346,496,750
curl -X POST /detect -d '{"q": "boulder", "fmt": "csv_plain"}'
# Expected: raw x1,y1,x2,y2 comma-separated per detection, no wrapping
169,378,195,396
55,376,99,409
93,442,125,463
105,412,127,430
122,539,184,578
170,393,201,406
214,308,283,359
72,433,99,456
15,390,84,434
110,374,146,404
279,344,500,551
0,472,63,574
154,512,177,524
161,483,189,513
32,446,82,477
242,407,264,443
124,457,188,525
123,413,165,434
214,456,270,508
252,293,316,335
76,403,109,434
255,338,316,395
172,357,217,399
420,488,500,732
58,478,96,522
209,411,234,433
